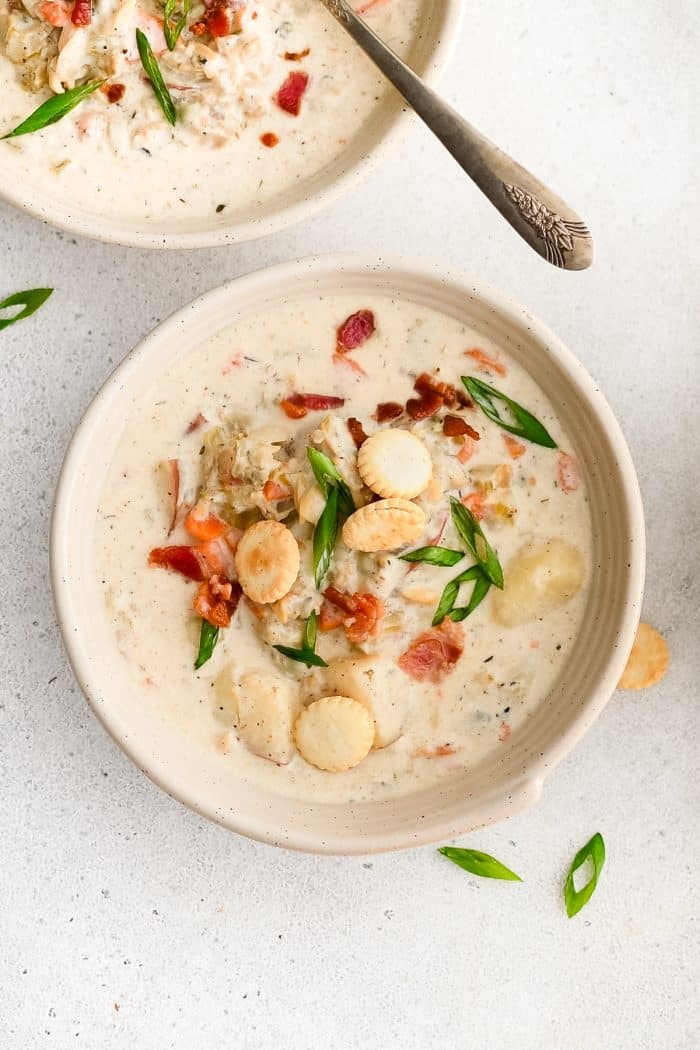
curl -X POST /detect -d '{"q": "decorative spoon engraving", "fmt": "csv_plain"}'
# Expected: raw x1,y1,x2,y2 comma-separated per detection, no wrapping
318,0,593,271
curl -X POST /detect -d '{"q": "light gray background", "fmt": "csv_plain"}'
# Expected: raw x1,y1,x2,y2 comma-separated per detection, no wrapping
1,1,698,1047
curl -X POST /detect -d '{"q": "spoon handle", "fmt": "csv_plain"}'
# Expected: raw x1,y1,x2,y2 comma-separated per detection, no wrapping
321,0,593,270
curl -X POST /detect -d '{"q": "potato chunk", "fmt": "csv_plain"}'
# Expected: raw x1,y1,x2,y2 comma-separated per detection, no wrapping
235,670,299,765
324,656,404,748
492,538,586,627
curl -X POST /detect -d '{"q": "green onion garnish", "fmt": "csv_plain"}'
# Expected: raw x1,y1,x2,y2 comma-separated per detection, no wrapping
136,29,176,126
462,376,557,448
0,288,53,331
1,81,103,139
439,846,522,882
564,832,606,917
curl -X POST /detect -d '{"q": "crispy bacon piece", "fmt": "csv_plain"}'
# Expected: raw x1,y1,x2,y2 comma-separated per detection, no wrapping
148,545,205,582
280,392,345,419
461,491,486,520
414,372,459,407
336,309,375,354
184,507,229,542
442,415,480,440
398,620,465,683
406,389,442,420
347,417,368,449
185,412,207,435
263,479,292,502
70,0,91,26
558,451,580,493
165,459,180,535
320,587,385,644
503,434,526,459
275,71,309,116
464,347,507,377
193,576,242,628
284,47,310,61
102,82,125,104
260,132,279,148
374,401,404,423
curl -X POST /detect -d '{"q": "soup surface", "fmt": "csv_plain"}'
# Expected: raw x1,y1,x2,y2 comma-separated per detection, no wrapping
0,0,426,226
95,292,592,803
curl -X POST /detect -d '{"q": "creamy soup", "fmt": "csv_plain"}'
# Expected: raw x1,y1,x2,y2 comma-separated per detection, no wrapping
95,293,593,804
0,0,425,225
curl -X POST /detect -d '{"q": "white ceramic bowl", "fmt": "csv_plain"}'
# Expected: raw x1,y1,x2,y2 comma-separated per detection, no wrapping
51,255,645,853
0,3,461,249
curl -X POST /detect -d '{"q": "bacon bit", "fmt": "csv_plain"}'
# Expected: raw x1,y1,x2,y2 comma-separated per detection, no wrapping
148,545,205,581
336,309,375,353
194,576,242,628
457,437,478,464
498,721,512,743
442,415,480,440
414,372,459,407
185,412,207,435
100,82,125,104
461,491,486,520
71,0,91,26
275,70,309,116
406,389,442,420
280,398,308,420
374,401,404,423
503,434,526,459
347,417,368,449
184,506,229,542
558,452,580,493
280,392,345,419
464,347,507,377
332,352,367,377
260,131,279,148
38,0,70,25
320,587,385,644
165,459,180,536
284,47,310,61
263,479,292,502
398,620,465,683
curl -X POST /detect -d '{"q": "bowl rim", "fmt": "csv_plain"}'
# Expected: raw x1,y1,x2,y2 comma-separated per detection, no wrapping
0,2,463,250
50,253,646,853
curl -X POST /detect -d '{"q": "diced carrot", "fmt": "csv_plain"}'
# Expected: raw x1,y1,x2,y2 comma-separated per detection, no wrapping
184,506,229,541
263,479,292,502
503,434,526,459
464,348,507,377
456,437,478,464
461,491,486,520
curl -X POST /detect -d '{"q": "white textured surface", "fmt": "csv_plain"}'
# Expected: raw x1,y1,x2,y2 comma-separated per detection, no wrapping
1,1,698,1046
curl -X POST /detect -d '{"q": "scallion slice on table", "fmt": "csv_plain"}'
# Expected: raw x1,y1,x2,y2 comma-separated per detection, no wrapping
136,29,176,125
274,611,328,669
400,546,464,567
439,846,522,882
1,81,103,139
449,497,504,589
462,376,557,449
163,0,191,50
564,832,606,917
0,288,53,331
194,620,219,670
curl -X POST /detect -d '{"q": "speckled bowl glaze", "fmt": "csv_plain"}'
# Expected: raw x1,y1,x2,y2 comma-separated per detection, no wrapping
0,2,460,249
51,255,645,853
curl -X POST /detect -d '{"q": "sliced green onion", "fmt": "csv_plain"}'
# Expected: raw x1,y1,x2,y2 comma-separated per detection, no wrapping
462,376,557,448
432,565,491,626
306,447,355,518
194,620,218,670
2,81,103,139
564,832,606,917
312,485,339,589
274,611,328,669
163,0,191,50
136,28,176,126
0,288,53,331
302,610,318,651
450,498,504,590
400,546,464,567
439,846,522,882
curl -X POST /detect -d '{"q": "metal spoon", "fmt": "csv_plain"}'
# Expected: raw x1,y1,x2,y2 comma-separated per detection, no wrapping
318,0,593,270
